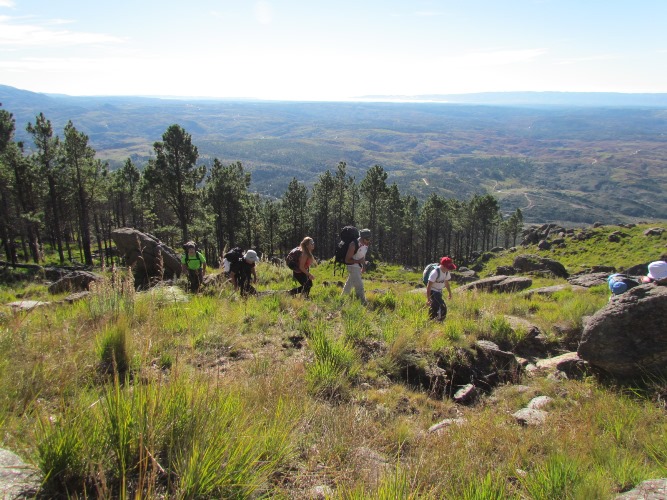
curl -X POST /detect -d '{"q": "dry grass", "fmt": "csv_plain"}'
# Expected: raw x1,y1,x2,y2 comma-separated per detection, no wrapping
0,251,666,498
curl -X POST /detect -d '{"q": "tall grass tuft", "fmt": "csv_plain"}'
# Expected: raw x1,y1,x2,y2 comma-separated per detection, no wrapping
458,471,508,500
306,324,358,400
96,318,131,376
519,454,583,500
86,267,135,322
174,392,294,498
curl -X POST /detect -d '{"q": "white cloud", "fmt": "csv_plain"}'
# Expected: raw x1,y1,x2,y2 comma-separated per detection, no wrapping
451,48,547,66
0,0,15,8
254,1,272,25
0,15,125,47
555,54,620,65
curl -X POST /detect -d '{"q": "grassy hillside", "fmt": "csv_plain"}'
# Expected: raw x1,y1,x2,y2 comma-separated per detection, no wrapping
0,222,666,497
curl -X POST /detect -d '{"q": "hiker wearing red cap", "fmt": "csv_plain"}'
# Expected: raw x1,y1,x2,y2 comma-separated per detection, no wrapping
426,256,456,322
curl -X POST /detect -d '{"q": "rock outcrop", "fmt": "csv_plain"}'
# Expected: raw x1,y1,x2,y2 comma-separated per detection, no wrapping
577,284,667,377
48,270,100,294
456,275,532,294
513,254,568,278
111,228,182,284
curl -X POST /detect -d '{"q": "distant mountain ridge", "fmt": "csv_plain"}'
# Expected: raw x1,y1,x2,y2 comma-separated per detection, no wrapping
1,84,666,225
358,91,667,107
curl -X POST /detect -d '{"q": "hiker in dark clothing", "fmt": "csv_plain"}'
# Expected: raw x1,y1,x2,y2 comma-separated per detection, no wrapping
181,241,206,293
289,237,316,297
236,249,259,296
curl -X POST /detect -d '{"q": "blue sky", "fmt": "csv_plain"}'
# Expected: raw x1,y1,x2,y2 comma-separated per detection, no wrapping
1,0,666,100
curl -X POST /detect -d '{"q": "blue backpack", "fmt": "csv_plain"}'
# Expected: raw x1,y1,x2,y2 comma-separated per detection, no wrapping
422,263,441,286
607,273,639,295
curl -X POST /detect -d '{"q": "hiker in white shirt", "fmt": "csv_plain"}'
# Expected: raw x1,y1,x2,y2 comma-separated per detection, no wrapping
426,256,456,322
342,228,371,305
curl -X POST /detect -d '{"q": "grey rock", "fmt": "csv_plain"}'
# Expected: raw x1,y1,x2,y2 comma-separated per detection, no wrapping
616,478,667,499
456,275,532,293
567,272,609,288
578,285,667,377
428,418,466,433
48,270,100,294
535,352,580,371
6,300,50,311
453,384,478,404
527,395,553,410
513,254,568,278
111,227,182,281
644,227,665,237
512,408,547,426
0,448,41,499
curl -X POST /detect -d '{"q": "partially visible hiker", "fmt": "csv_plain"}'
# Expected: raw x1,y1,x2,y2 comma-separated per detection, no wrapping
287,237,316,297
181,241,206,293
341,228,371,305
607,273,640,296
426,256,456,322
640,255,667,284
236,249,259,296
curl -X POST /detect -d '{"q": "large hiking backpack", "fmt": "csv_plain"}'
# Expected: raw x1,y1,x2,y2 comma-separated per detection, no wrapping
285,247,302,270
608,273,640,295
223,247,244,274
334,226,360,274
422,263,441,286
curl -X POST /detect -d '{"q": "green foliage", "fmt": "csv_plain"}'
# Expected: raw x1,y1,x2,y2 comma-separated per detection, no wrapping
459,472,509,500
3,224,667,497
306,323,359,400
96,320,131,376
519,454,583,500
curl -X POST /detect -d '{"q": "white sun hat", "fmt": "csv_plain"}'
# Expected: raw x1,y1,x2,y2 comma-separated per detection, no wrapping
647,260,667,281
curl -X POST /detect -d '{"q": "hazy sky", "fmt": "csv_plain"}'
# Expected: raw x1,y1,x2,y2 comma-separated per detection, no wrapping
1,0,666,100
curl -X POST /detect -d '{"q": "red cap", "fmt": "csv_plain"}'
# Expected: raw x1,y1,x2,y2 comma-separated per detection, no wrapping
440,256,457,270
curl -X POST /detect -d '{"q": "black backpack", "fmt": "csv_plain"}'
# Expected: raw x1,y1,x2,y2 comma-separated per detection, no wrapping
224,247,244,273
285,247,302,270
334,226,359,274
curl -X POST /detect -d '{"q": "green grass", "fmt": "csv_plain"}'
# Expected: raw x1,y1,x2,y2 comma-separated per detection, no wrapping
1,223,667,497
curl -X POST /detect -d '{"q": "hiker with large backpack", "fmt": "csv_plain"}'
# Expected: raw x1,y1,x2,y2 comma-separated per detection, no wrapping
425,256,456,322
607,273,640,297
236,249,259,296
181,241,206,293
286,236,316,297
340,227,371,305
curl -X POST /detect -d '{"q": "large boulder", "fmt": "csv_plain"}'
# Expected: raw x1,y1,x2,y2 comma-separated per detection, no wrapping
111,228,182,283
456,275,533,294
513,254,568,278
578,285,667,377
48,270,101,294
567,272,609,288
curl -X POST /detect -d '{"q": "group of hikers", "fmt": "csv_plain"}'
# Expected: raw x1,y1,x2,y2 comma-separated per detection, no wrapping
180,227,457,323
183,233,667,322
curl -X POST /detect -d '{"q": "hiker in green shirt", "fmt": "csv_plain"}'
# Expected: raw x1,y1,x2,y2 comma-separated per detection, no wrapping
181,241,206,293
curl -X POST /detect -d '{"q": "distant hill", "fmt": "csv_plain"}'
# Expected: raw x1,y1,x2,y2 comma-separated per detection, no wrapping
360,91,667,107
2,84,666,225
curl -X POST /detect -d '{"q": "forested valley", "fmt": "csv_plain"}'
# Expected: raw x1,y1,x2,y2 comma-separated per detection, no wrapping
0,108,523,268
